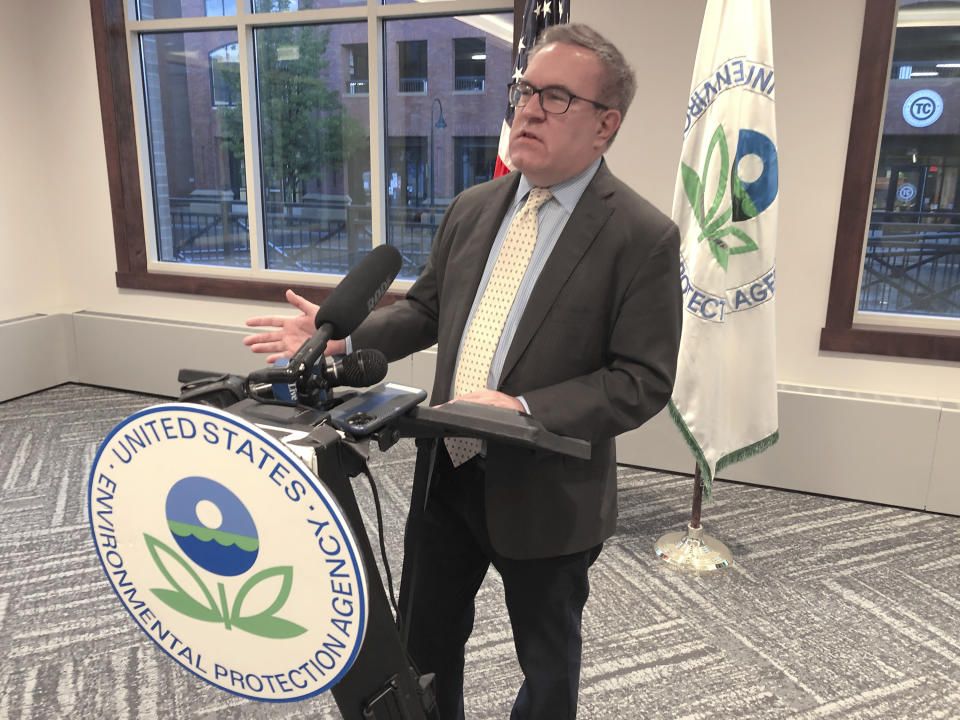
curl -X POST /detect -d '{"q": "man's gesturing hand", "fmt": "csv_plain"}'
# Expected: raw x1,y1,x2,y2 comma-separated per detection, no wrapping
243,289,345,363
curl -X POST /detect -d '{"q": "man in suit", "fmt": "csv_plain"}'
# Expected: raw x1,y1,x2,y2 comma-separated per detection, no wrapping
245,23,681,720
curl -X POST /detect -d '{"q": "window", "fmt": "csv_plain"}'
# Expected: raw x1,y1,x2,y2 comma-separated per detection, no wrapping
821,0,960,360
398,40,428,94
90,0,515,298
142,30,248,266
210,43,240,107
454,136,498,194
344,43,368,95
257,0,365,11
454,37,486,92
205,0,237,15
387,136,427,208
255,23,371,273
381,16,511,276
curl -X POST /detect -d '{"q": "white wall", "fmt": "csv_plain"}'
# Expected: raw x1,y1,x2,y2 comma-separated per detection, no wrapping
1,1,958,511
0,1,70,319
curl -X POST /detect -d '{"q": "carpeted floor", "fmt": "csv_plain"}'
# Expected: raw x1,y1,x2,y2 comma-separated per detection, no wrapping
0,383,958,719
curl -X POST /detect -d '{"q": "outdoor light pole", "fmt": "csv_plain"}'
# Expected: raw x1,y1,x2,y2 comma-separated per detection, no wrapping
429,97,447,210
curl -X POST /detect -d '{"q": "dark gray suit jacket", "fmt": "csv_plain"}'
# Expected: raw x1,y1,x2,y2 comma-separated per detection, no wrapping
352,160,682,559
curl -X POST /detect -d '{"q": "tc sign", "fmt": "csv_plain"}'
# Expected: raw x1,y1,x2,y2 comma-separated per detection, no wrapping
902,89,944,128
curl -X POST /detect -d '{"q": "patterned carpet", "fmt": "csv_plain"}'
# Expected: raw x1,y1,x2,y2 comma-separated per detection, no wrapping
0,383,958,719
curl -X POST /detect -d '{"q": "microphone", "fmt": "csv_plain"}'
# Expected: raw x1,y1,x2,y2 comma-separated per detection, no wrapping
315,244,403,339
321,349,388,388
286,245,403,383
270,349,388,403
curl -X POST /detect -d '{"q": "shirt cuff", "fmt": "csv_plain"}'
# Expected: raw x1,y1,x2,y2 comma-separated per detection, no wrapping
517,395,530,414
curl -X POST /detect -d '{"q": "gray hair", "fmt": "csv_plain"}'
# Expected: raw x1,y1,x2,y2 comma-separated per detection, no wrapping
528,24,637,140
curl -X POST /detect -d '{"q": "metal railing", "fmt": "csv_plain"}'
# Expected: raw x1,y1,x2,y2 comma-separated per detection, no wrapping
164,197,438,278
454,75,485,92
398,77,427,93
859,222,960,317
166,203,251,268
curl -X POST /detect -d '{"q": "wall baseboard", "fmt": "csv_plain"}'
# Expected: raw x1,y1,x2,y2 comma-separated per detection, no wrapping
621,391,959,516
4,312,956,516
0,314,77,402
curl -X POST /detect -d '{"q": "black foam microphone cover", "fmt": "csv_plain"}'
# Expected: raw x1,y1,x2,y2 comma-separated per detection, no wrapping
315,245,402,339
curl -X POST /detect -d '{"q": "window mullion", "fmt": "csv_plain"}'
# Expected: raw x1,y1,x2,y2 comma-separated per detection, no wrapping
127,26,160,266
237,14,265,272
368,3,386,250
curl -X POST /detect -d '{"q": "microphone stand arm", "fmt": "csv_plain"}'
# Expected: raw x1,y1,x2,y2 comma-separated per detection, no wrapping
244,323,336,401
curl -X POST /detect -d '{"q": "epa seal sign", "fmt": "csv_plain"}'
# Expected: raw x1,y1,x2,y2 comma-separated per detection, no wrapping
88,403,368,701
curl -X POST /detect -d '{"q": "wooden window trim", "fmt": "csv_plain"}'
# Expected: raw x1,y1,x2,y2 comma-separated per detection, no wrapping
88,0,526,305
819,0,960,362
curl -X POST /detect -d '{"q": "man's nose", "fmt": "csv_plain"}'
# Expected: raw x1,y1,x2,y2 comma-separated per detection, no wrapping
518,95,546,120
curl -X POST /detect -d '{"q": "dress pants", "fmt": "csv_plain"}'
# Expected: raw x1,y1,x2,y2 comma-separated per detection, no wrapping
402,447,602,720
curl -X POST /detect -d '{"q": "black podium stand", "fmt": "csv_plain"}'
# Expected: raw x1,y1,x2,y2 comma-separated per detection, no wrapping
214,396,590,719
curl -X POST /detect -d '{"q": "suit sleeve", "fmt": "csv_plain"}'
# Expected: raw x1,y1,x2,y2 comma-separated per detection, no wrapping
520,221,682,444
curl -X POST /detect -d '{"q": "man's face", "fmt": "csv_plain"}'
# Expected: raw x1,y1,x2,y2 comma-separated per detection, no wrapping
508,42,621,187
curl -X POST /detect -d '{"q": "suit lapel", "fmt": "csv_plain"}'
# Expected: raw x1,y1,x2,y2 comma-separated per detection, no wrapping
500,163,617,382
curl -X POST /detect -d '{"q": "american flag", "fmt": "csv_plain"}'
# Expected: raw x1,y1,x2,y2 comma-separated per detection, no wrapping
493,0,570,177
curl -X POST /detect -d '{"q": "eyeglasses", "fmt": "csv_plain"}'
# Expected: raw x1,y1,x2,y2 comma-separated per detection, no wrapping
508,81,610,115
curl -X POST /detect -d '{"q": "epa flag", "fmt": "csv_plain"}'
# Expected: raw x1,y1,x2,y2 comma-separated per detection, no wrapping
494,0,569,177
669,0,780,497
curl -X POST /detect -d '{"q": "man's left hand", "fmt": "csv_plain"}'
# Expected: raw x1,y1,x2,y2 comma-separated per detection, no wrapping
448,390,524,412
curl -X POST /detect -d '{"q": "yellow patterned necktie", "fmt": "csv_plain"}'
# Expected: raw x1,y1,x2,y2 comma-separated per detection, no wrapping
445,187,553,467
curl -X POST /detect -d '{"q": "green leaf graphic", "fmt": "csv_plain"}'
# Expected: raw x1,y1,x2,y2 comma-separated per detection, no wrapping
231,566,307,639
152,588,222,622
143,536,307,639
232,615,308,639
701,125,729,228
716,225,758,255
145,534,221,622
701,207,732,240
681,163,702,223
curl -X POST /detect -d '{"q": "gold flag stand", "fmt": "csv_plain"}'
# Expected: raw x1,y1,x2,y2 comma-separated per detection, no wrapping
655,465,733,573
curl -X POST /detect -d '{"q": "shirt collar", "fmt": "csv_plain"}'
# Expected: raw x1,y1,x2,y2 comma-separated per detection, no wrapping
515,157,603,213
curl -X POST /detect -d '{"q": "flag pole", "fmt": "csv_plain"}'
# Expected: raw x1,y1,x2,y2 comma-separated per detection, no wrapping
654,464,733,573
690,463,703,529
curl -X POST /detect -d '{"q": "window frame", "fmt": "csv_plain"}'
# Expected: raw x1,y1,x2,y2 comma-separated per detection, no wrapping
88,0,522,305
820,0,960,361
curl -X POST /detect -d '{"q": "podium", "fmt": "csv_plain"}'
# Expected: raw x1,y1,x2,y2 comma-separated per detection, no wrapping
221,393,590,719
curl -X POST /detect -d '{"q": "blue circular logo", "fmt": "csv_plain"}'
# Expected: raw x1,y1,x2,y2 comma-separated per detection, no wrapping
166,476,259,576
897,183,917,203
902,90,944,128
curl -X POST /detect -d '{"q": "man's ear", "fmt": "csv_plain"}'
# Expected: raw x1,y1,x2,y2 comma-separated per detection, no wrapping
596,109,622,147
